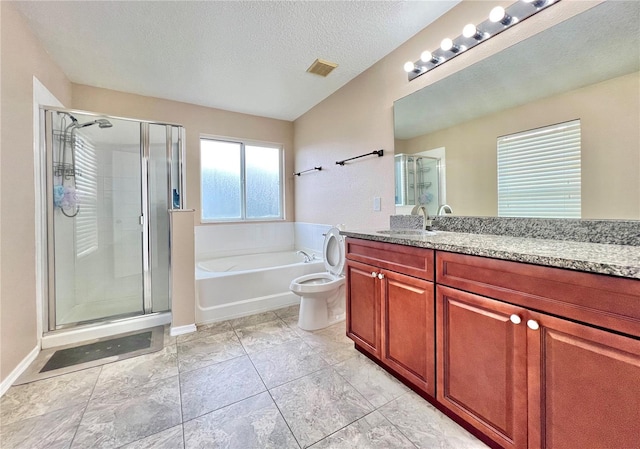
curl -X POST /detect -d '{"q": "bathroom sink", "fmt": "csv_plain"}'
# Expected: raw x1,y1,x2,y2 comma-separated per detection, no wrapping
377,229,437,236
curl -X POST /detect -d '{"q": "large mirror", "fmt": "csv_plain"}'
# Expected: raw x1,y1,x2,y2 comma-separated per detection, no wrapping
394,1,640,220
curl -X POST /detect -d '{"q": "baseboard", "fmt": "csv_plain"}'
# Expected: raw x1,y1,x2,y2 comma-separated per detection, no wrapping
1,345,40,397
170,323,197,337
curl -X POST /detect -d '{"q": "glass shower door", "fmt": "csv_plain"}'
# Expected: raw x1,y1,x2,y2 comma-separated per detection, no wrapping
48,110,145,328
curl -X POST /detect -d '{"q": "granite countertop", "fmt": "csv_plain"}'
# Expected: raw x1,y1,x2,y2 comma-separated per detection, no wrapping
341,229,640,280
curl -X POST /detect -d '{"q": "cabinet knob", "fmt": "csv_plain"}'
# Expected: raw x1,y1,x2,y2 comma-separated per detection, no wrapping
509,314,522,325
378,273,385,280
527,319,540,330
371,272,377,278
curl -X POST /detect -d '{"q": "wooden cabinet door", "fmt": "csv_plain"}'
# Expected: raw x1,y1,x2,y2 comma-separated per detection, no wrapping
381,269,435,396
527,311,640,449
437,285,528,449
346,260,381,357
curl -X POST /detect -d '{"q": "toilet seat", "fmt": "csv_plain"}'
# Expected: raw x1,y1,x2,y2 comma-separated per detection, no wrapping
289,226,347,331
289,272,344,295
323,227,345,276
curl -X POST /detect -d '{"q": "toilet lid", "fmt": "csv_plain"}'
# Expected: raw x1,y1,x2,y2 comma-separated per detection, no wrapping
323,227,345,276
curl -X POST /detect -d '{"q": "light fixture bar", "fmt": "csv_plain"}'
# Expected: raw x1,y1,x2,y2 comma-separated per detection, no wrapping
405,0,559,81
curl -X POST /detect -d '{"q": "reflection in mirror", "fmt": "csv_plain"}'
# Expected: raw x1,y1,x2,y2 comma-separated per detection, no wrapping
395,149,445,218
394,1,640,220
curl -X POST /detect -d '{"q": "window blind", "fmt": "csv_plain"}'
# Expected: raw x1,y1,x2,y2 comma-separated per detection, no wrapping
74,137,99,257
497,120,581,218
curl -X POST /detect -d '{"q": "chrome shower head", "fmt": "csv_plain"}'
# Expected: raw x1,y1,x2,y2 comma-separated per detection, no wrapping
96,119,113,128
74,118,113,129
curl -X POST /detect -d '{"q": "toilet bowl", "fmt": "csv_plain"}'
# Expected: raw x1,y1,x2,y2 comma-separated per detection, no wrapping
289,227,346,331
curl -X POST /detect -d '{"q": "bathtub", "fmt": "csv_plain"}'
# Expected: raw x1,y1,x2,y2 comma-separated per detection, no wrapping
196,251,324,324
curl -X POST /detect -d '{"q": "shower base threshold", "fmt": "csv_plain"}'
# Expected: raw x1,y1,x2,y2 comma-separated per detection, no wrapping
15,326,164,385
42,311,171,349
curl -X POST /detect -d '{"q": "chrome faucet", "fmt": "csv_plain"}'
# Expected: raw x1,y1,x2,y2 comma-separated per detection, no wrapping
410,204,431,230
437,204,453,216
296,250,313,263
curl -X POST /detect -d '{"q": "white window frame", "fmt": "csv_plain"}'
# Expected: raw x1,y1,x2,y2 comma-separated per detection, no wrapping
497,119,581,218
200,136,285,222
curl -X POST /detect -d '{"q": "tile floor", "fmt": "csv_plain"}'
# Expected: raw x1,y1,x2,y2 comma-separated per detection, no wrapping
0,305,489,449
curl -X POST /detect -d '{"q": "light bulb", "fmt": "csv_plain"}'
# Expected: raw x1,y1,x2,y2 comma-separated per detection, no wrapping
490,6,513,25
420,51,441,65
441,38,463,53
463,24,478,38
489,6,505,22
403,61,415,73
440,38,454,51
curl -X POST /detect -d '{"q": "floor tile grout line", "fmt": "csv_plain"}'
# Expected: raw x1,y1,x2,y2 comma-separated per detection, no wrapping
177,351,246,376
264,387,303,449
305,409,382,449
243,344,302,448
373,392,423,449
261,363,334,392
68,364,103,449
179,389,267,427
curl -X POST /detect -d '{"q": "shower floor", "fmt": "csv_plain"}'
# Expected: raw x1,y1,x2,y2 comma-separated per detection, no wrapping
58,296,143,326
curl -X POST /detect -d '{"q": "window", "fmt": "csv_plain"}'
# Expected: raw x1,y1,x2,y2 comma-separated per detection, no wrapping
74,137,99,257
497,120,581,218
201,137,284,221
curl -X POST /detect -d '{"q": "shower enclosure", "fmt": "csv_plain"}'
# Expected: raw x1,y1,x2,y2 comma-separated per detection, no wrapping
395,154,441,217
42,108,185,331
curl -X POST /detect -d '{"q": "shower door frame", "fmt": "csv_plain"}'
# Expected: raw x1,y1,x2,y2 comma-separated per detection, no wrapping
42,107,186,333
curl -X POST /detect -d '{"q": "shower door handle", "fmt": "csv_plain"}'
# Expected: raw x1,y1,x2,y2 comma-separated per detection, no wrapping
139,215,144,226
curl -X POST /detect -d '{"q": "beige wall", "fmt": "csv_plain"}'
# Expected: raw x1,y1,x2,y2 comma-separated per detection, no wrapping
169,210,196,328
1,2,72,382
72,84,295,224
398,72,640,219
293,0,601,229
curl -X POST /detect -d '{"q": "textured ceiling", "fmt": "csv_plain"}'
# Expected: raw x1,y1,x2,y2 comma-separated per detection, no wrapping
395,1,640,140
15,0,460,121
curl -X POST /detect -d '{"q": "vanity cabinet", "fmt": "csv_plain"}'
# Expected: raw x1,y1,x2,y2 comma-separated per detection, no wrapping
345,260,381,358
436,285,527,449
437,251,640,449
346,237,640,449
345,238,435,396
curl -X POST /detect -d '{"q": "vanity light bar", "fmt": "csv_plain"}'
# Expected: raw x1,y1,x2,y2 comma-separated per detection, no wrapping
404,0,558,81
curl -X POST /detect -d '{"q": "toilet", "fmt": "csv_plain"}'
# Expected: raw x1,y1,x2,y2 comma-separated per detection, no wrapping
289,227,346,331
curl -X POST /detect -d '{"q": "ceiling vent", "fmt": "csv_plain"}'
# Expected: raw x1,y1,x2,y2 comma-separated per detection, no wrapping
306,59,338,77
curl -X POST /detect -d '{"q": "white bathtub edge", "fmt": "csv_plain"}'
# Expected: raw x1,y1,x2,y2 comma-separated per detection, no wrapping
196,292,299,325
170,323,197,337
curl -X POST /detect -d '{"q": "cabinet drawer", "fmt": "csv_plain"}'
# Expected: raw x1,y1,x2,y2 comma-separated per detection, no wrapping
436,251,640,338
346,238,434,281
